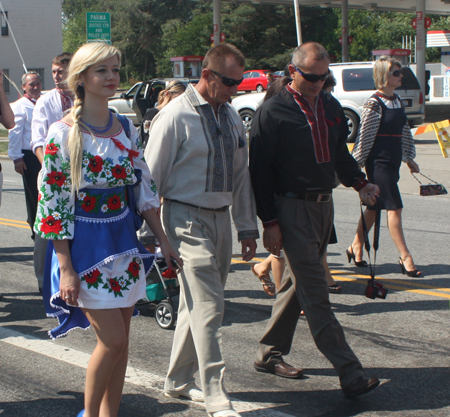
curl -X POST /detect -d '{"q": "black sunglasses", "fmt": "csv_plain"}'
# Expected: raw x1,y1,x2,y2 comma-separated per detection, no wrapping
390,69,402,77
209,69,243,87
292,63,330,83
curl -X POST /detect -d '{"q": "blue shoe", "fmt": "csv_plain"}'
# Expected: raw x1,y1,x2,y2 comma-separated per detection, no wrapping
76,410,85,417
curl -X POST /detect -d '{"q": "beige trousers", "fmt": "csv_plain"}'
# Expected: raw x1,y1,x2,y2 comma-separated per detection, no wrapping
162,200,233,413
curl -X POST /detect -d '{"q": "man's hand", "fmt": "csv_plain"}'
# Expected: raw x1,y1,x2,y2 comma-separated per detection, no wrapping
263,224,283,257
359,183,380,206
241,238,257,262
14,160,27,175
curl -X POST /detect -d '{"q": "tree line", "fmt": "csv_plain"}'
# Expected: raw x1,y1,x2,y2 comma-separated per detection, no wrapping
62,0,450,84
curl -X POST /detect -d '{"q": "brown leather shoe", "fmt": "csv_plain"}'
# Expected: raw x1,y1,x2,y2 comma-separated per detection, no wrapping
254,358,303,379
342,375,380,398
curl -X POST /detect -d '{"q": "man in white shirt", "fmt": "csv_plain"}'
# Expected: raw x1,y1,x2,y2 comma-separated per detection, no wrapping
8,72,42,238
31,52,72,292
32,52,73,164
145,44,258,417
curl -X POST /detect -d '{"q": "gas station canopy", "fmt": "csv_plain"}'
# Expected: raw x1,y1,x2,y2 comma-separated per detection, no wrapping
219,0,450,14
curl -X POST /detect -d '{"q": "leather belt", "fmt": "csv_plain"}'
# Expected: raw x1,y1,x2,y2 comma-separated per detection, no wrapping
165,198,229,212
278,191,332,203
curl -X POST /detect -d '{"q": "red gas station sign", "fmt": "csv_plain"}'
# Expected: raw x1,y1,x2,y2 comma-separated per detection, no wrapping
412,16,431,29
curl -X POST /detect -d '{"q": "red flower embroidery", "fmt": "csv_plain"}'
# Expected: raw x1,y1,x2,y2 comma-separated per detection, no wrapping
41,215,63,234
38,193,42,202
109,278,121,293
111,164,126,180
84,269,100,284
88,155,103,173
127,260,140,277
107,195,121,210
45,142,59,156
47,171,66,188
81,195,97,212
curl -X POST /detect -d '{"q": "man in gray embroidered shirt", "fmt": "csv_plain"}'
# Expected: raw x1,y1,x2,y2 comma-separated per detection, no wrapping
144,44,259,417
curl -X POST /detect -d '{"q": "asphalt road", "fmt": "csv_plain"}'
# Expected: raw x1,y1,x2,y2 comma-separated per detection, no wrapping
1,132,450,417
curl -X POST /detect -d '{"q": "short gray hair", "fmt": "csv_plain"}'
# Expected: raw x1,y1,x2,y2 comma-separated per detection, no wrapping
292,42,329,68
22,71,41,86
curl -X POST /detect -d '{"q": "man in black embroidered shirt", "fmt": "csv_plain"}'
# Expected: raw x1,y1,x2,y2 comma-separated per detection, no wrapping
249,42,380,398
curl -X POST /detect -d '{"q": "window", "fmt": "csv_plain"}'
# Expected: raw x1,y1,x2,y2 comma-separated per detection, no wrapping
28,68,45,90
1,11,8,37
2,69,10,93
342,68,375,92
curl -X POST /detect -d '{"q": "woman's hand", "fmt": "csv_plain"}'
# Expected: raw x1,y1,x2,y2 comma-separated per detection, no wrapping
159,239,183,273
407,160,420,173
60,266,80,306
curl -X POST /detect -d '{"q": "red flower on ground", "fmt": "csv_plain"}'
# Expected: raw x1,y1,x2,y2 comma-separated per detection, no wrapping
41,216,63,235
109,278,121,293
127,260,140,277
107,195,121,210
45,142,59,156
88,155,103,173
47,171,66,188
81,195,97,212
111,165,126,180
84,269,101,284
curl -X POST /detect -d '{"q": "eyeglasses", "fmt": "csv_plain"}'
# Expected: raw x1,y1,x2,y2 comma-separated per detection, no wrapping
209,69,243,87
291,63,330,83
390,69,403,77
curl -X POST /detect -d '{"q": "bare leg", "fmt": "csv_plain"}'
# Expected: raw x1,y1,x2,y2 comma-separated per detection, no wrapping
271,256,285,292
82,306,134,417
387,209,419,273
323,256,336,286
253,255,273,277
349,209,377,262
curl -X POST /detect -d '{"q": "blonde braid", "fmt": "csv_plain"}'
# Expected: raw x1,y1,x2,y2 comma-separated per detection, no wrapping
67,89,85,194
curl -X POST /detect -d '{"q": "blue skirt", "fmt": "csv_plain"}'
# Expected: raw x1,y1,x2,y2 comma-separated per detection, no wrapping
43,187,155,339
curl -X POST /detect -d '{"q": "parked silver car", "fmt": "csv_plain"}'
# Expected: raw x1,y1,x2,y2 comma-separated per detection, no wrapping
232,62,424,142
108,78,199,125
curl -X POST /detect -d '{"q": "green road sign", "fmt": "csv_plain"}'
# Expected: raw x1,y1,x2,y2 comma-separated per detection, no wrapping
86,12,111,44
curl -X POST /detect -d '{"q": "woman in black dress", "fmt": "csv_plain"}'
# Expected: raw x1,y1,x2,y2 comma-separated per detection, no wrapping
348,56,422,277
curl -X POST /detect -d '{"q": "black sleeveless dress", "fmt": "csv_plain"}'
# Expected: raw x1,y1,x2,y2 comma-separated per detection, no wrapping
365,93,407,211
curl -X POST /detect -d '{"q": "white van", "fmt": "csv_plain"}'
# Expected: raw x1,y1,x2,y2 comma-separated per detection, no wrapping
330,62,424,142
232,62,424,142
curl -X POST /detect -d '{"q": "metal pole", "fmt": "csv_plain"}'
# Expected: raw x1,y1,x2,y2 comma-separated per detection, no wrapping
341,0,349,62
213,0,221,47
416,0,426,101
293,0,302,46
0,0,27,73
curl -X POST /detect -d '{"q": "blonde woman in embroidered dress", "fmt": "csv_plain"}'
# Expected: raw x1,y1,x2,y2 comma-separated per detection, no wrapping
348,56,421,277
34,42,182,417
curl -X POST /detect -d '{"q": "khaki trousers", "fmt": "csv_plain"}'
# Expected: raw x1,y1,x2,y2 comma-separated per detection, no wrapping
162,200,232,413
256,196,364,389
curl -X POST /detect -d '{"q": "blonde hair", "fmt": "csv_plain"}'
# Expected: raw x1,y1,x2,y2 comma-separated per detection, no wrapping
373,56,402,90
158,80,186,107
66,42,121,193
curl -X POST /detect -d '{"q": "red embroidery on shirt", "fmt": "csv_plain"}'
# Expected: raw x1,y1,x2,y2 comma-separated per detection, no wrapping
286,84,330,164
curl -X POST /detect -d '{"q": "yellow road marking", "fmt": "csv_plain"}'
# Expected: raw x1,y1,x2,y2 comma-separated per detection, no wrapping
0,217,28,225
231,259,450,300
0,221,30,229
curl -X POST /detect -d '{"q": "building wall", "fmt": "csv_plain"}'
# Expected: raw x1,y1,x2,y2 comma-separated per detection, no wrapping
0,0,63,102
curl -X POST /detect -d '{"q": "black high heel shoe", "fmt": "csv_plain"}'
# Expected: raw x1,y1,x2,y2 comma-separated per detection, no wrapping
398,257,423,277
346,247,368,267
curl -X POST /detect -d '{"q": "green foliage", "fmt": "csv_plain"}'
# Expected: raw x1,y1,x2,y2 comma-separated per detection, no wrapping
62,0,449,84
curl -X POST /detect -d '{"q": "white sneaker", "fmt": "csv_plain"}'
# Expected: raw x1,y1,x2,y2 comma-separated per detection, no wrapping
209,410,241,417
165,386,204,402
